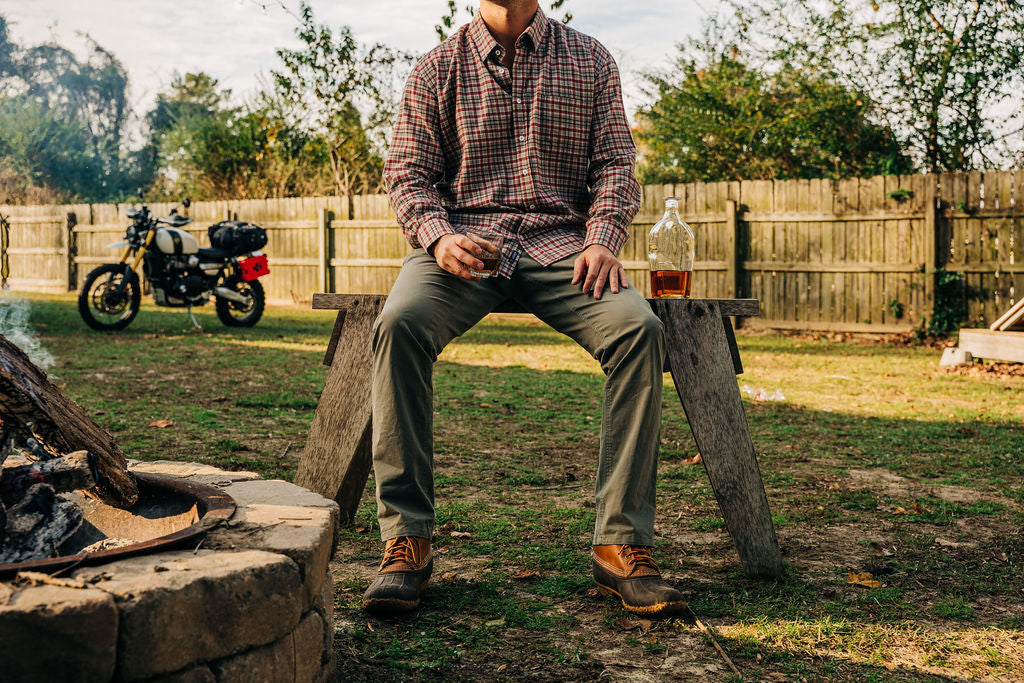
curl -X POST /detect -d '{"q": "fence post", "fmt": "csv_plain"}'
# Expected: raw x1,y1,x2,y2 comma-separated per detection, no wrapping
725,199,740,300
318,208,330,293
923,178,938,326
65,212,78,291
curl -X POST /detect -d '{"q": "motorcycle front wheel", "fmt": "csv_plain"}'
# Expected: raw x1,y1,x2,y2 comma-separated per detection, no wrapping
78,264,142,331
215,275,265,327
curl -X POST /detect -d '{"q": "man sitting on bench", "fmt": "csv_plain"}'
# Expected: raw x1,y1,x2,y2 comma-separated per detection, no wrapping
361,0,685,618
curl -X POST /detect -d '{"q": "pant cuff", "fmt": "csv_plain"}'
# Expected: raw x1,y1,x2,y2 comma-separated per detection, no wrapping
378,520,435,542
592,531,655,546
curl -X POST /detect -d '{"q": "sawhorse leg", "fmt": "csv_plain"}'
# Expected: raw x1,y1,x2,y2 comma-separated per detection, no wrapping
294,296,384,522
650,298,783,578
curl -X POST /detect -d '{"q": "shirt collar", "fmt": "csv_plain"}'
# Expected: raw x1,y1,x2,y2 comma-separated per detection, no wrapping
468,7,548,63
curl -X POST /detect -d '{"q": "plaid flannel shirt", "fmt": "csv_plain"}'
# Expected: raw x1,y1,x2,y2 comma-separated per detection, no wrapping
383,8,641,278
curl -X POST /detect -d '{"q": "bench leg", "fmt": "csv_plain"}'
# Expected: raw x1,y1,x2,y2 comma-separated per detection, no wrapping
295,297,385,522
651,299,783,578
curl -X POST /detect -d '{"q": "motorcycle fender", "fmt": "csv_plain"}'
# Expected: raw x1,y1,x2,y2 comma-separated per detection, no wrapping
107,241,130,248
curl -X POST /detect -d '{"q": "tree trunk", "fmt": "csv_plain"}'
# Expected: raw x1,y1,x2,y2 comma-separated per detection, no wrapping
0,335,137,506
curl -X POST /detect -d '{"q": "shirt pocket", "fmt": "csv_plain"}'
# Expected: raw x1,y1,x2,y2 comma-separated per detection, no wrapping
536,75,593,181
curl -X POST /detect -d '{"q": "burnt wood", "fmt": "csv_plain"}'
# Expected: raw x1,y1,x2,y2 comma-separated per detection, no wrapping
301,293,782,578
295,295,386,522
1,450,97,507
0,483,83,563
0,335,137,506
650,298,783,578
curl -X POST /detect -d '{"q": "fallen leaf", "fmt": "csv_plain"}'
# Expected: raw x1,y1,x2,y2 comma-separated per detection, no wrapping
913,501,924,514
638,619,653,631
479,403,493,408
497,664,507,672
439,572,457,581
683,454,703,466
450,531,472,538
354,526,369,534
148,419,174,428
892,506,908,515
615,618,643,631
366,622,375,632
513,569,540,580
848,570,883,589
485,618,505,627
586,588,599,597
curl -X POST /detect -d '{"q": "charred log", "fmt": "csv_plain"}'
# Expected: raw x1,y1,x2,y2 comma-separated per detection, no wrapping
0,334,137,506
0,483,83,563
1,450,97,507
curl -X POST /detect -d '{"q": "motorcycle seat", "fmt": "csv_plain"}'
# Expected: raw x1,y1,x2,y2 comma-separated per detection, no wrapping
198,247,230,260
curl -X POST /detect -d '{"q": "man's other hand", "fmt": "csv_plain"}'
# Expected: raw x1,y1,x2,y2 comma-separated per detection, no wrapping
572,244,630,300
432,234,485,280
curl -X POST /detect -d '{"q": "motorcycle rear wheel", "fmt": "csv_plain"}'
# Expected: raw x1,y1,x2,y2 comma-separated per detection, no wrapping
215,275,265,327
78,264,141,331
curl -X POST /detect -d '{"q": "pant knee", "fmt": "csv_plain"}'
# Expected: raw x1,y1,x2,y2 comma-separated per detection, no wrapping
627,311,666,358
373,305,434,357
601,310,665,372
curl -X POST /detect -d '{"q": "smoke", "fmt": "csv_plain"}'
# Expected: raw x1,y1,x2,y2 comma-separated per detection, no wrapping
0,295,55,374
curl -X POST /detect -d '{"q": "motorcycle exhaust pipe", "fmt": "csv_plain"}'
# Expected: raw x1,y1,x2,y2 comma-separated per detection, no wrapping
214,287,252,305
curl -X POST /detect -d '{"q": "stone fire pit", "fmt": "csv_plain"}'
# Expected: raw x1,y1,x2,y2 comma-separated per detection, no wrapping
0,460,339,683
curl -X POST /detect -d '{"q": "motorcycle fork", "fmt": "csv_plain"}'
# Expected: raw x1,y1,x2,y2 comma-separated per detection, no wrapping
112,232,153,294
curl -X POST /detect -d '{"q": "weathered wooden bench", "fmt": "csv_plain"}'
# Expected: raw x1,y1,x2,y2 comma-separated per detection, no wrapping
296,294,784,578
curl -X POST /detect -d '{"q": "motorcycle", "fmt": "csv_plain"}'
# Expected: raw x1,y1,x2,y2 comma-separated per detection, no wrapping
77,199,271,331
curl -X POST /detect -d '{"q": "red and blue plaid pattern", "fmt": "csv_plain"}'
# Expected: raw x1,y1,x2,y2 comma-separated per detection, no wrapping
383,8,641,278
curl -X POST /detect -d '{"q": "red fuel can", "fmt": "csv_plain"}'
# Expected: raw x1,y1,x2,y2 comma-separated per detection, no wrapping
239,254,270,281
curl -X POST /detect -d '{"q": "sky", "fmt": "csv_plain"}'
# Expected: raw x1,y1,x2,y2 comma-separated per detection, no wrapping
0,0,718,120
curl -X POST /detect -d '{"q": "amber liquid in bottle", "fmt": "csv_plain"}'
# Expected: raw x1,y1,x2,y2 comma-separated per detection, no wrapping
650,270,691,298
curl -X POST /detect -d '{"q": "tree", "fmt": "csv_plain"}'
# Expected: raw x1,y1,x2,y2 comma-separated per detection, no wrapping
271,2,410,210
729,0,1024,171
143,72,326,200
0,13,139,201
435,0,573,41
636,40,912,184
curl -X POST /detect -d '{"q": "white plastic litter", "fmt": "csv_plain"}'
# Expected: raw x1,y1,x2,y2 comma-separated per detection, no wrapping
740,385,785,402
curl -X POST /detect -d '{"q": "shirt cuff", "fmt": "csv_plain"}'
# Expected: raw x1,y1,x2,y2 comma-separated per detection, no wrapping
583,221,629,256
416,217,456,254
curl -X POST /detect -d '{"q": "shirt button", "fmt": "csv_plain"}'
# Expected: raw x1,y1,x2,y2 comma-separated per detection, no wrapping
522,170,528,176
516,98,523,104
518,135,525,142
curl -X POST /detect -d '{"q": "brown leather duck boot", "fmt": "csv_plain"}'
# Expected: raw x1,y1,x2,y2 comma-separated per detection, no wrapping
361,536,433,615
593,544,687,617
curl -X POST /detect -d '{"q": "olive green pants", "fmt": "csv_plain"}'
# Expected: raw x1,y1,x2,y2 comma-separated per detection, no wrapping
371,249,665,545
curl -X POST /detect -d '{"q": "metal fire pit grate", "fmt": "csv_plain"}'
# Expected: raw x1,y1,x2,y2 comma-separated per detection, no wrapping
0,472,235,577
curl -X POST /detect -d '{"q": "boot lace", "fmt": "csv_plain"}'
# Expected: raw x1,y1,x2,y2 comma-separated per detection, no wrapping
618,545,659,574
381,536,419,570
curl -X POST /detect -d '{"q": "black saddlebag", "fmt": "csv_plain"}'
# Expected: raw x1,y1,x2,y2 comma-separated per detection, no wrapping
208,221,268,256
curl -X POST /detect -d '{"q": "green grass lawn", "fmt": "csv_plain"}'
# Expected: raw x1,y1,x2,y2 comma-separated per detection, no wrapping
21,291,1024,681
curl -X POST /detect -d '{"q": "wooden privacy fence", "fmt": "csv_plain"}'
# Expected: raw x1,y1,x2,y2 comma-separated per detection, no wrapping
1,170,1021,333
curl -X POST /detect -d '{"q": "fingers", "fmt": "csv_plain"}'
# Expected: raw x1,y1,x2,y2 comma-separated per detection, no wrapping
433,235,483,280
608,264,620,294
590,261,614,300
455,234,484,257
619,264,630,289
571,254,585,285
465,233,498,254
